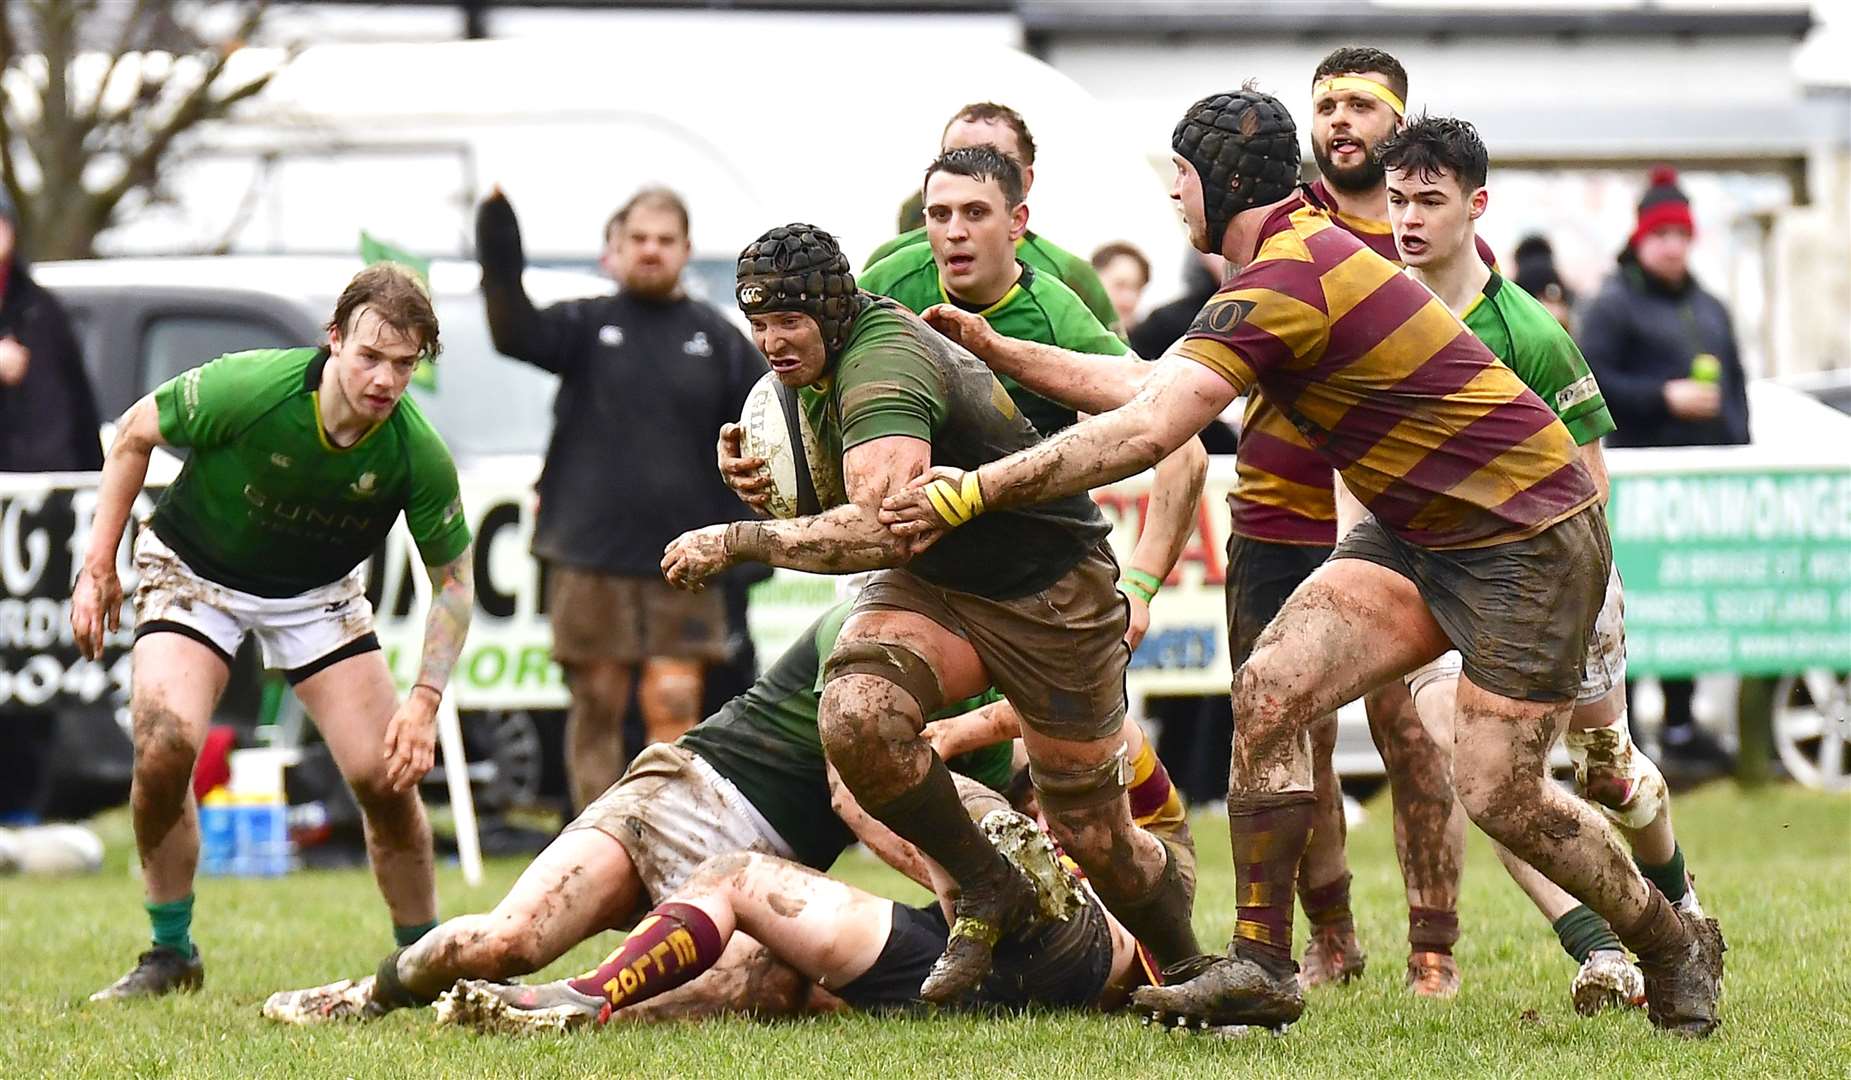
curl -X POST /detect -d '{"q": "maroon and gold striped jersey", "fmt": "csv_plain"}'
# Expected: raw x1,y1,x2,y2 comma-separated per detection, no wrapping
1229,183,1497,545
1182,197,1595,550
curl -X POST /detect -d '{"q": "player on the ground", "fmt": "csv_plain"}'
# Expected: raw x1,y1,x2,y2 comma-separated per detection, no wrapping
438,803,1152,1032
857,144,1208,647
882,88,1724,1037
663,225,1202,1004
263,599,1193,1022
1379,114,1706,1016
71,265,475,1001
863,102,1121,334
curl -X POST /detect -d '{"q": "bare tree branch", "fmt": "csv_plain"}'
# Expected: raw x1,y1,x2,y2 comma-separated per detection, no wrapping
2,0,284,258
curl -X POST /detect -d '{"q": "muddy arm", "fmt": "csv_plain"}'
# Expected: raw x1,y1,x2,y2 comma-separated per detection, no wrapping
826,760,935,890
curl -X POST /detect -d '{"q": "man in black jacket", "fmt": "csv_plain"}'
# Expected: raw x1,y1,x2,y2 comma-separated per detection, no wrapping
0,193,103,474
1578,166,1749,778
0,190,106,828
476,187,764,811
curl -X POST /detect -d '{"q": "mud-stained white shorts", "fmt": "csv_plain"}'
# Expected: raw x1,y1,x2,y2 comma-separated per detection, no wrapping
132,530,379,682
564,742,794,921
1405,562,1627,708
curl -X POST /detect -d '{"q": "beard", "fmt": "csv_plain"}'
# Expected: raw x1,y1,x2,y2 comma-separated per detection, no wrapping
1312,139,1385,195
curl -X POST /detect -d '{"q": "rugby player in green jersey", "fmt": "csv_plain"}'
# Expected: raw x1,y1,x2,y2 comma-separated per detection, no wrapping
863,102,1121,335
666,224,1203,1005
859,145,1208,649
71,266,476,1001
1379,115,1705,1017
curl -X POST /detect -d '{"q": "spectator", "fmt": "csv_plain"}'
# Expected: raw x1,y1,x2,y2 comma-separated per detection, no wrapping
1090,241,1151,336
0,192,103,473
1512,233,1575,330
476,186,764,812
1578,165,1750,779
0,188,104,827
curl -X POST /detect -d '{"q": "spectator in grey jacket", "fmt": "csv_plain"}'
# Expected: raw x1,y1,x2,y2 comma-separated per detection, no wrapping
1577,166,1749,778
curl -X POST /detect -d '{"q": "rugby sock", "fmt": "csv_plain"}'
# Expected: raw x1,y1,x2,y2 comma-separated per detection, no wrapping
1636,845,1689,905
566,902,724,1011
1408,907,1460,956
1099,841,1202,968
1227,792,1315,975
1615,888,1691,967
1552,904,1624,963
147,894,195,956
394,920,438,948
1298,872,1355,932
867,757,1014,891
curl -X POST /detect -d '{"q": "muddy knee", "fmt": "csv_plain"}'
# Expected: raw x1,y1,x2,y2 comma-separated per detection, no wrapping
818,641,939,772
349,777,424,842
130,702,200,806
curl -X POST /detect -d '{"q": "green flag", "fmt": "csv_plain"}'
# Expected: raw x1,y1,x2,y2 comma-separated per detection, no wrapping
359,231,437,392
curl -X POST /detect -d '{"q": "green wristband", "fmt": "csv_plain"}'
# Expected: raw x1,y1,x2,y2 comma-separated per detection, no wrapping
1123,568,1163,596
1120,578,1157,605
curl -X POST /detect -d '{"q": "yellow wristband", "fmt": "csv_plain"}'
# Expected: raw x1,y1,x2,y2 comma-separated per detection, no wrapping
922,472,986,527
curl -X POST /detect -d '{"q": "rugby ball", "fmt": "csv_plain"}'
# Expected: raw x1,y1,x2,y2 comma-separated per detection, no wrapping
738,372,843,519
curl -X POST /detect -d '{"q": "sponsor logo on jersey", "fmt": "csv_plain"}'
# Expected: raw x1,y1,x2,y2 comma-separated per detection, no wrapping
598,324,625,347
1556,373,1601,413
684,331,712,357
350,472,379,498
271,453,293,469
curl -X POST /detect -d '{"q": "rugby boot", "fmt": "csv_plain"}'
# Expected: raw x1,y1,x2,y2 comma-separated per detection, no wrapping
1571,949,1646,1016
979,809,1084,923
436,979,608,1034
1132,948,1304,1031
1298,924,1366,989
918,856,1042,1005
1674,873,1705,919
262,976,390,1024
1404,950,1460,999
1638,910,1725,1037
89,946,204,1002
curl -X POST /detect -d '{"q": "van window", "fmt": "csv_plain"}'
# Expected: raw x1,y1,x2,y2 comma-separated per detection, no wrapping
141,314,296,394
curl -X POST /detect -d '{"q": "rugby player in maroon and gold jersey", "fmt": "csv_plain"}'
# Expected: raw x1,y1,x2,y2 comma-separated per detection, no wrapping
882,88,1724,1038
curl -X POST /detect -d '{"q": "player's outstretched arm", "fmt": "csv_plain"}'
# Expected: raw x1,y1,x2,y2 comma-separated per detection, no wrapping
71,395,165,660
880,359,1230,541
922,303,1149,414
1121,436,1209,650
662,435,928,588
383,549,475,791
923,699,1023,761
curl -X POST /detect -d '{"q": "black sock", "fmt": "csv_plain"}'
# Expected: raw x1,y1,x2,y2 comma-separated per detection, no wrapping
866,756,1007,889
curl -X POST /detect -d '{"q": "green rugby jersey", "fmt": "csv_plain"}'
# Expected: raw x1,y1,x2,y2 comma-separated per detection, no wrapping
679,602,1015,870
150,347,470,597
860,244,1129,436
864,227,1121,335
796,297,1110,599
1461,273,1616,447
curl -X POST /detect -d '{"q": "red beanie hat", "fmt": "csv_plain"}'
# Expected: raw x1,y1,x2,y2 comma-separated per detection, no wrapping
1631,165,1694,249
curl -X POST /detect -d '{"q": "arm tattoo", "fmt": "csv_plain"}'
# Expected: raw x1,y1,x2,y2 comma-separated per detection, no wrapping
417,550,475,693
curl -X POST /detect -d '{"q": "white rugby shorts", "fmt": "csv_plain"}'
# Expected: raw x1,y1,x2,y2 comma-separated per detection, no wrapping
131,530,378,681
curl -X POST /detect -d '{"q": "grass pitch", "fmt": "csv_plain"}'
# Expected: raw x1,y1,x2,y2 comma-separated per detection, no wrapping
2,783,1846,1078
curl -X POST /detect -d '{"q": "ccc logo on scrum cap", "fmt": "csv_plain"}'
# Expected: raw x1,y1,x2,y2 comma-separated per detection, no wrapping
738,283,767,307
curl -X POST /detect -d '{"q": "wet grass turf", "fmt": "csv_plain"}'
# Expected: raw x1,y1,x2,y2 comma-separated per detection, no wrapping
2,783,1846,1078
